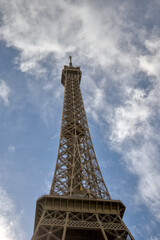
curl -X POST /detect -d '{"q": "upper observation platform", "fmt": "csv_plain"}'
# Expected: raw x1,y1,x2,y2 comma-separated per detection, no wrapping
61,56,82,86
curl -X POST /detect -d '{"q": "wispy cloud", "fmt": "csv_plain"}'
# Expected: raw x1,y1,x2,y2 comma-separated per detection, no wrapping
0,0,138,77
7,145,15,152
0,186,26,240
139,30,160,79
0,80,11,106
110,87,150,145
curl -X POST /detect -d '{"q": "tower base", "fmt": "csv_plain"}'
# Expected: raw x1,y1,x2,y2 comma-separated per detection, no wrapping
31,195,134,240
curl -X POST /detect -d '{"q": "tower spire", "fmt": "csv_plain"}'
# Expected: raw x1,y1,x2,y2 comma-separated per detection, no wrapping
31,59,135,240
69,55,72,66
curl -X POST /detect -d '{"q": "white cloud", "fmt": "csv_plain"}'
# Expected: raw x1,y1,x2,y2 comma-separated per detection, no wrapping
107,82,160,220
0,186,26,240
139,37,160,79
126,143,160,218
0,80,11,106
0,0,138,78
8,145,15,152
110,88,150,144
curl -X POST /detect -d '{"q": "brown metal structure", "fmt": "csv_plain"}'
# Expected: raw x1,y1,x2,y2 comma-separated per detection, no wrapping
31,57,134,240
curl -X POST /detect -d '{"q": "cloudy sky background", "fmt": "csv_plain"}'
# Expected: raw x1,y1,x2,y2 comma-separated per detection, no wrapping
0,0,160,239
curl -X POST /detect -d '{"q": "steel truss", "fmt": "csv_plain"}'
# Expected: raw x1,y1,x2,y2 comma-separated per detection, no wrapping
50,65,110,199
34,211,133,240
31,59,134,240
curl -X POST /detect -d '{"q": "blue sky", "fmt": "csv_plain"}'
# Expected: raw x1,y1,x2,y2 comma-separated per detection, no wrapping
0,0,160,239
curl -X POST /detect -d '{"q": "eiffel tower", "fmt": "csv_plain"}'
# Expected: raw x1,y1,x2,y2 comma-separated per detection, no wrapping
31,57,134,240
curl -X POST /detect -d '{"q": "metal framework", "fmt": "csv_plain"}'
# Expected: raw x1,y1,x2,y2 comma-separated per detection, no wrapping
31,57,134,240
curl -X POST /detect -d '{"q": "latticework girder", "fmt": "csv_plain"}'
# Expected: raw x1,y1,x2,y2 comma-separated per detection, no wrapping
50,65,110,199
31,59,134,240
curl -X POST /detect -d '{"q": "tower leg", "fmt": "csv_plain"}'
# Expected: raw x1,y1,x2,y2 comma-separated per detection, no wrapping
96,214,108,240
62,212,69,240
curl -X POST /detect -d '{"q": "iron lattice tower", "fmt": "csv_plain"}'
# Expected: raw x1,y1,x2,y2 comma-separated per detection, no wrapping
31,57,134,240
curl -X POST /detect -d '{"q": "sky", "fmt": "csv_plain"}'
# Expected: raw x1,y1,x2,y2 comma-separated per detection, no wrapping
0,0,160,239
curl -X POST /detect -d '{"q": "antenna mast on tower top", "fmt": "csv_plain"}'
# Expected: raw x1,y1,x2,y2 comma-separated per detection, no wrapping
69,56,72,66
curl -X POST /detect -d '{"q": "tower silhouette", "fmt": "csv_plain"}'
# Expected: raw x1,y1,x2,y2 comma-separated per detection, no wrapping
31,58,134,240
